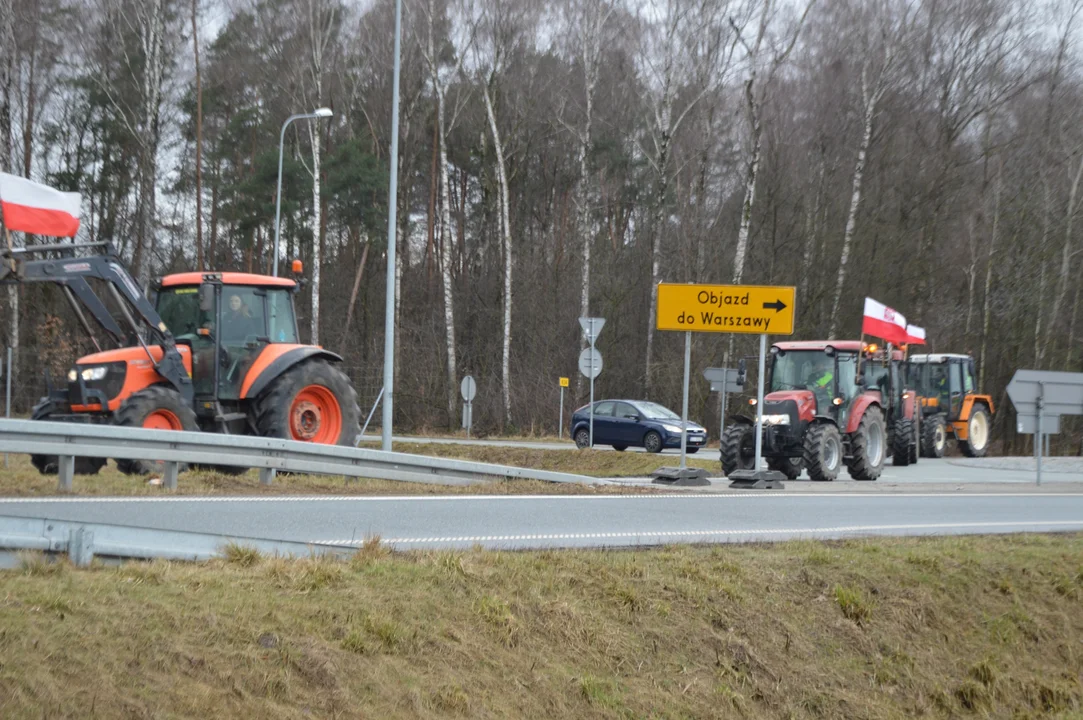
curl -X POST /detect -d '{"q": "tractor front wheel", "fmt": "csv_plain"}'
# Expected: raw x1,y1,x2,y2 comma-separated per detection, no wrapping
114,386,199,475
803,423,842,482
29,398,107,476
908,413,920,464
891,418,913,467
961,405,991,458
255,360,361,447
768,456,803,480
847,406,886,481
922,414,947,458
720,423,755,476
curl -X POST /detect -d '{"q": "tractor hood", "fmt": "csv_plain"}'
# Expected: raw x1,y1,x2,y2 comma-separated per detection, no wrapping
76,344,192,373
763,390,817,422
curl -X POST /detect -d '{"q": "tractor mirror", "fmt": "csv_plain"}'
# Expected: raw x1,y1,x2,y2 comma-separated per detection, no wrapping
198,284,214,312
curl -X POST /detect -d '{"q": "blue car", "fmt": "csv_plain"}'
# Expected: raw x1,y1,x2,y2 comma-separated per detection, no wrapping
571,399,707,453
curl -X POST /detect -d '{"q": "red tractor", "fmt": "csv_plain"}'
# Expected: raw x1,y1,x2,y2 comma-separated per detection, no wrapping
720,341,919,481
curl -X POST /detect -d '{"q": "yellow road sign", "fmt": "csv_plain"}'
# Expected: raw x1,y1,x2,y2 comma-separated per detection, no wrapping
656,283,796,335
559,377,570,388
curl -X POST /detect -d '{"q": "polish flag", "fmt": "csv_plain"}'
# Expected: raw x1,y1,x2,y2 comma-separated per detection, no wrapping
0,172,81,238
905,324,926,345
862,297,908,345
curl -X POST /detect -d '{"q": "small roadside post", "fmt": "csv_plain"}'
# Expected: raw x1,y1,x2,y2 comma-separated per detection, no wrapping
558,376,569,438
1007,369,1083,486
2,347,9,468
578,317,605,447
653,282,796,488
461,375,476,438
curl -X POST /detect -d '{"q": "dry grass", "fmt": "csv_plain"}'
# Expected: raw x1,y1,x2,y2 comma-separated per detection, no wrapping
0,446,698,497
2,534,1082,719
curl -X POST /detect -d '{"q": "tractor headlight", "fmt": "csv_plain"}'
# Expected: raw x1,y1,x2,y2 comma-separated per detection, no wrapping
758,414,790,426
68,369,77,382
80,366,108,381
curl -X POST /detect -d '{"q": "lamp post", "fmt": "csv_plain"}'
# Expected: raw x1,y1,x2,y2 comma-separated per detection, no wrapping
272,107,333,277
381,0,403,452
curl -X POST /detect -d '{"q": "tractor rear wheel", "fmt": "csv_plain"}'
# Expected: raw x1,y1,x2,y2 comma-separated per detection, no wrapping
961,405,991,458
847,406,886,481
768,456,803,480
255,360,361,447
114,386,199,475
803,423,842,481
29,398,107,476
720,424,755,476
922,414,947,458
891,418,913,467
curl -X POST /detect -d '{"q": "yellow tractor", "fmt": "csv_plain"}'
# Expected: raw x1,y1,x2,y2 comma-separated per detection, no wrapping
907,353,993,458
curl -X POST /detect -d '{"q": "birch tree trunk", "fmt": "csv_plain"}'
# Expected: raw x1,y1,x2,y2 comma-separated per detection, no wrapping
828,60,883,340
1046,151,1083,353
436,88,458,421
134,0,167,290
309,119,322,344
482,84,513,426
978,168,1001,389
192,0,204,270
1,0,16,360
1035,175,1052,368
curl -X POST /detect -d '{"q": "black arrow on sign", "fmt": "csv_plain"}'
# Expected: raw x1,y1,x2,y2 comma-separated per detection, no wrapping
762,299,787,313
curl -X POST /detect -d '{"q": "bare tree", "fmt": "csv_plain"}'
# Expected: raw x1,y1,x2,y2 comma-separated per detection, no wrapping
827,0,905,339
416,0,476,423
636,0,737,392
1,0,15,359
192,0,204,270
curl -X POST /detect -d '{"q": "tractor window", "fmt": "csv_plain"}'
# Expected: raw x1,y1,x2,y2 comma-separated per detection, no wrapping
962,362,975,393
156,288,205,337
221,287,267,343
836,354,858,400
770,351,834,393
268,289,298,343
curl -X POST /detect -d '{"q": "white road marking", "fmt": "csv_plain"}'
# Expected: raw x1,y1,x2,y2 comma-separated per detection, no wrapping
0,492,1081,504
316,519,1083,547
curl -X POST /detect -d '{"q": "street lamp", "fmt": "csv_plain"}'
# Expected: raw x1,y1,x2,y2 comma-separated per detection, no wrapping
272,107,333,277
381,0,403,452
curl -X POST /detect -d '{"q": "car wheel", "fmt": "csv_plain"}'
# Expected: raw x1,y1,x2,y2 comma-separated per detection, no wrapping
574,428,591,449
613,444,627,451
643,431,663,453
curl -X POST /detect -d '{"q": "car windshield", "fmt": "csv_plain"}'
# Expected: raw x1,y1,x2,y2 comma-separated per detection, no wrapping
636,401,679,420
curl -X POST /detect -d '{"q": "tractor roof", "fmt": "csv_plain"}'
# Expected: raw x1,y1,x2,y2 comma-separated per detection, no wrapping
160,272,297,289
773,340,865,352
909,353,972,363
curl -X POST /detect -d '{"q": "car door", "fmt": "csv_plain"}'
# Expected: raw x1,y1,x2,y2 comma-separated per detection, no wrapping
612,402,642,443
591,401,617,444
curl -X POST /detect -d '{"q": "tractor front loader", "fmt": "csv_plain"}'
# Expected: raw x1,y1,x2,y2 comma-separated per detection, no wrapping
1,242,361,476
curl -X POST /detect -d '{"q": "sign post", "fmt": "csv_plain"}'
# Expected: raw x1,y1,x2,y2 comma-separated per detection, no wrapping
558,376,569,438
460,375,476,438
1006,368,1083,486
578,317,605,447
653,283,795,488
2,347,9,468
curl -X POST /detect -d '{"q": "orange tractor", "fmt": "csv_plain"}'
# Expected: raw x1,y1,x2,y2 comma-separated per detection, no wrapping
721,341,919,481
0,241,360,475
907,353,993,458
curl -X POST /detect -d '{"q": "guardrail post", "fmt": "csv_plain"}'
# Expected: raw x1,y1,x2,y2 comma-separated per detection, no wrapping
69,526,94,567
259,467,276,485
163,462,179,490
57,456,75,492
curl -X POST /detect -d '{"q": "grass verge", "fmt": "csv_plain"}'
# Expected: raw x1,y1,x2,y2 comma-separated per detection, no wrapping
0,444,703,497
1,534,1081,718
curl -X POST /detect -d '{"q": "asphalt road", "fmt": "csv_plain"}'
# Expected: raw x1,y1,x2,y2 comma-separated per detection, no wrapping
2,492,1081,550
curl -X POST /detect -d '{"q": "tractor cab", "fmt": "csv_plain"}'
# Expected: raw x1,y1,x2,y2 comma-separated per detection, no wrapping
762,341,864,427
153,272,300,407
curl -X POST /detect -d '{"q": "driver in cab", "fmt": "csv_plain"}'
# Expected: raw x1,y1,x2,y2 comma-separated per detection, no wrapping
223,293,259,342
805,357,834,412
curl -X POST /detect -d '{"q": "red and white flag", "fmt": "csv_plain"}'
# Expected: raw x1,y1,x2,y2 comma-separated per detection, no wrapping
905,324,926,345
0,172,81,238
862,297,907,345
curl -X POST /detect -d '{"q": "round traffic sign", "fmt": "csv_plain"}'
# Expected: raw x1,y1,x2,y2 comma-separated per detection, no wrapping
460,375,477,402
578,348,602,379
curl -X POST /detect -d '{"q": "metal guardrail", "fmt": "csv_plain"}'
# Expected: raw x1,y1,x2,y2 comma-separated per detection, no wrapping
0,513,349,568
0,418,608,491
